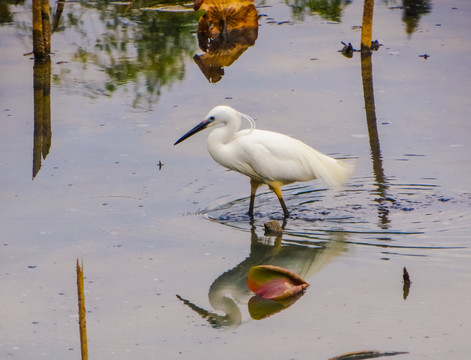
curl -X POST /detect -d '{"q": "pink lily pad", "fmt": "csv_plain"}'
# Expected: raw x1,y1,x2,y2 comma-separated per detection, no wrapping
248,265,309,300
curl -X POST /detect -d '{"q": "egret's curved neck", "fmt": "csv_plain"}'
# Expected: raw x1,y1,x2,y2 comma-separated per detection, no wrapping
208,112,241,146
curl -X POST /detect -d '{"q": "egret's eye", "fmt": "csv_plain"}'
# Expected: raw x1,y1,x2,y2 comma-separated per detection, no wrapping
209,116,215,121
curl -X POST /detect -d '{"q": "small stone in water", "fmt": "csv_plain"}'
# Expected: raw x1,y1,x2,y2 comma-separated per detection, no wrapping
264,220,283,235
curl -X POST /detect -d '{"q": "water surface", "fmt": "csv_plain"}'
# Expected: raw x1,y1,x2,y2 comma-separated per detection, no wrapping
1,0,470,359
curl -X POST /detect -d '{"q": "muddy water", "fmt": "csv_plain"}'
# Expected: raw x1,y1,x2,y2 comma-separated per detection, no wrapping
1,0,470,359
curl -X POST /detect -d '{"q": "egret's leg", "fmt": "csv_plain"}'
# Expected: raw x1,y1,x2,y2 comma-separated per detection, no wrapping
268,183,290,218
249,179,262,216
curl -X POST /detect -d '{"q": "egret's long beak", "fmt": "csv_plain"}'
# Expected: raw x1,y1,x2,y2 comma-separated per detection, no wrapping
174,119,212,145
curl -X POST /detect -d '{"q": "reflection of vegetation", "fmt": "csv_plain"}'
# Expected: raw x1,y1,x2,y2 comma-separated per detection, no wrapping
33,58,52,179
52,0,65,32
384,0,432,36
194,0,258,82
287,0,351,22
361,51,391,229
0,0,16,24
100,10,196,105
57,1,199,107
290,0,431,35
402,0,431,35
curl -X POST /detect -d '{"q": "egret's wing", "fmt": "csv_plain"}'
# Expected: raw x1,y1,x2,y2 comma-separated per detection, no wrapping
232,130,351,188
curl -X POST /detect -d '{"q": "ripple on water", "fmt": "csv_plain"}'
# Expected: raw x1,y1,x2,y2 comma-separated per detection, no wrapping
201,177,471,252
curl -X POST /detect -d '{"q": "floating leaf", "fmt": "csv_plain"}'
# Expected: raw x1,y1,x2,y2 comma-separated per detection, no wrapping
248,265,309,300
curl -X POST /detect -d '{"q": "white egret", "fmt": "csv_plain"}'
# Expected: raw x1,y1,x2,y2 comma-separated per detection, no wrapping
174,106,351,217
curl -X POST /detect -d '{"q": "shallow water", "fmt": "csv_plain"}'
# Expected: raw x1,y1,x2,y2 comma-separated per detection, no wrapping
1,0,471,359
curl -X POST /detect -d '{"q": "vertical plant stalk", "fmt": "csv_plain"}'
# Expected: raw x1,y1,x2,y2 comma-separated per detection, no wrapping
41,0,51,54
32,0,44,57
32,0,51,58
52,0,66,33
76,259,89,360
361,0,375,51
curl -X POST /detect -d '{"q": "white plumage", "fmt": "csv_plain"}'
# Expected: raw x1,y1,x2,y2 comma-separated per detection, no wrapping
175,105,351,217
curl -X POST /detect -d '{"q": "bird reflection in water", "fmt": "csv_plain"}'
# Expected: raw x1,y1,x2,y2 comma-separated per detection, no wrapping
176,225,347,328
193,0,259,82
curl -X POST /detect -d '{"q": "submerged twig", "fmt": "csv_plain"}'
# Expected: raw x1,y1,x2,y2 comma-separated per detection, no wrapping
329,350,409,360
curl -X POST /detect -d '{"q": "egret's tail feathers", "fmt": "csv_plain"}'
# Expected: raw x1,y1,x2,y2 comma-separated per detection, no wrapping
327,158,353,189
309,151,353,190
